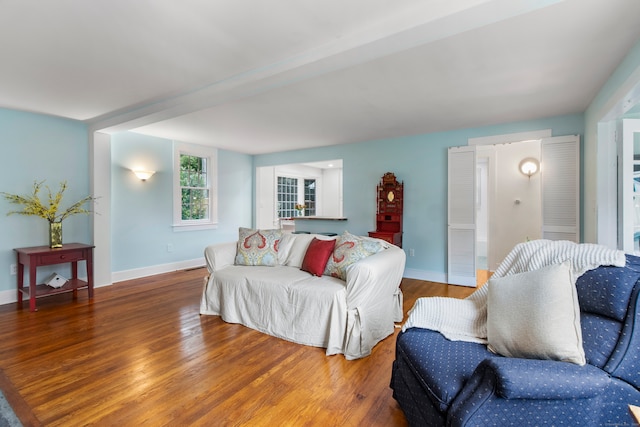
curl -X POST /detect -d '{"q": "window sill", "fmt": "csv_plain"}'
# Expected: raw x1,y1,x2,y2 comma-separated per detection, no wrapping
172,222,218,232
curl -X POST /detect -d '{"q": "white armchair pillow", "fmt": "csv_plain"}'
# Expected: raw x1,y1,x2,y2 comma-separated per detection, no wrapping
487,261,586,365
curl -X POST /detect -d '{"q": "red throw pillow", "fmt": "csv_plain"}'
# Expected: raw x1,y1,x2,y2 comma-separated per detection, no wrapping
301,238,336,277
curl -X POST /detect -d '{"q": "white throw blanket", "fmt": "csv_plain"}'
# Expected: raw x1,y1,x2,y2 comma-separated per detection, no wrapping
402,240,626,343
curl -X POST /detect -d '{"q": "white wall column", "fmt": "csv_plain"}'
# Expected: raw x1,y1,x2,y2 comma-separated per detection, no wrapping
90,131,112,287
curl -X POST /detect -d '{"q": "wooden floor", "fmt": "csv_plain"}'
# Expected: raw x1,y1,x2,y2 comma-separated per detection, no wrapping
0,269,476,427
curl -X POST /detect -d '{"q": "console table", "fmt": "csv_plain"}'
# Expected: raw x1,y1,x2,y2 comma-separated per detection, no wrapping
15,243,94,312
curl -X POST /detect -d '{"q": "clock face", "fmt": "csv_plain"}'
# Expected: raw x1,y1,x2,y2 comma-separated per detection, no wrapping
387,191,394,202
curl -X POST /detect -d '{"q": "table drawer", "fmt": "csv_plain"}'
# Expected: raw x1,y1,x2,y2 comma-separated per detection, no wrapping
39,250,84,264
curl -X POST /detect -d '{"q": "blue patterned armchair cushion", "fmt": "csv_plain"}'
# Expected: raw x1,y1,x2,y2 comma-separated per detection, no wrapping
576,254,640,321
576,254,640,389
580,313,622,368
605,282,640,389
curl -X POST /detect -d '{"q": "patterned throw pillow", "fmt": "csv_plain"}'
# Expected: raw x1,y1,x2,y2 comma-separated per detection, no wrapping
235,227,284,266
324,231,385,280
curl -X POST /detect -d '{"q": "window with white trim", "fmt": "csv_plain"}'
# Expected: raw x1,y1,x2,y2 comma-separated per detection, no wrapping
276,176,317,217
173,143,217,231
277,176,298,218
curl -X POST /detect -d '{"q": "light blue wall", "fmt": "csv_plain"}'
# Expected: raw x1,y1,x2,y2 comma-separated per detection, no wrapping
255,114,584,279
111,132,253,272
0,108,90,292
0,109,587,291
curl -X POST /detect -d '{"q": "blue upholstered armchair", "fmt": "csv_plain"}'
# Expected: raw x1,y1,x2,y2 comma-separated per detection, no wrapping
391,255,640,426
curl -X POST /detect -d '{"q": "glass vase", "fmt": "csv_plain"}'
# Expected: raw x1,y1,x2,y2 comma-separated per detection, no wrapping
49,221,62,248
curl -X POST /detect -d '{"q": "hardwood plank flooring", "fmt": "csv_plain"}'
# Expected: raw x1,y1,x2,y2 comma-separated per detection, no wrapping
0,269,475,426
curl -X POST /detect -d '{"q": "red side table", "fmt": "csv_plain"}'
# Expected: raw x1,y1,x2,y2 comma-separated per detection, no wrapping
14,243,94,312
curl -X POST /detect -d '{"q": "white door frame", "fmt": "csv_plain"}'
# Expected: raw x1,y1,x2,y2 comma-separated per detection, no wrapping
620,119,640,252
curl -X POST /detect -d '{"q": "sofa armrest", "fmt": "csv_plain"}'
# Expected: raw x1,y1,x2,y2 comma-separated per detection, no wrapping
478,357,610,400
338,244,405,359
345,244,406,309
449,358,611,427
204,241,237,273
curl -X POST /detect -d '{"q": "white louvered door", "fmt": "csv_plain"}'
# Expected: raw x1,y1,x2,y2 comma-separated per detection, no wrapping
447,146,477,287
541,135,580,242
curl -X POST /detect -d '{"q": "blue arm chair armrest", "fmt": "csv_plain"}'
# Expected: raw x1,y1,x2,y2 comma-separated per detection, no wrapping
482,357,610,399
448,358,611,427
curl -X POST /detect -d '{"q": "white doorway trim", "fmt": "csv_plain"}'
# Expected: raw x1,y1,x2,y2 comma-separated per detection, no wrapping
468,129,551,146
621,119,640,253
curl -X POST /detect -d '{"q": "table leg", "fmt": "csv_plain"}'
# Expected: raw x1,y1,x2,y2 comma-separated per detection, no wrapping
29,263,37,312
16,254,23,306
86,249,94,299
71,261,78,298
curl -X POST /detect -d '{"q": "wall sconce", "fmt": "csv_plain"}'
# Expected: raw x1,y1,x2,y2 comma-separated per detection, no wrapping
519,158,540,178
132,170,156,181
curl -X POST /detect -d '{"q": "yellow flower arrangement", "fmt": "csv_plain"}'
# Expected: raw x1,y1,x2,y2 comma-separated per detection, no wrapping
2,180,94,223
295,203,306,211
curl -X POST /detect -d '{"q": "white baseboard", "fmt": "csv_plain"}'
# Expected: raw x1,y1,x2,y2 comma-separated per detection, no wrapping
0,288,18,306
111,257,206,283
0,258,206,307
403,268,447,284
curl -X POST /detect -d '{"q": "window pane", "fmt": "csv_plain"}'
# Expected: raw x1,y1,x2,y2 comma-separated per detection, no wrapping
180,155,208,187
180,153,210,221
277,176,297,218
194,189,209,219
182,189,210,220
304,179,316,216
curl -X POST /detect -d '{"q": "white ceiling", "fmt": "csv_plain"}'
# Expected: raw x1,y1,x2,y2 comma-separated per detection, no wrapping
1,0,639,154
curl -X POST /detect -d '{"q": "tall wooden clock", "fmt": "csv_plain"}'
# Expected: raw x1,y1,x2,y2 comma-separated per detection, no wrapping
368,172,403,247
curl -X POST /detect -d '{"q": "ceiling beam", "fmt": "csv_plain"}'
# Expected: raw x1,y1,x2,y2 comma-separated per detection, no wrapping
88,0,565,135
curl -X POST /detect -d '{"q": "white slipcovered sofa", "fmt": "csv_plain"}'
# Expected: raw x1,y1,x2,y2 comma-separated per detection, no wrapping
200,231,406,360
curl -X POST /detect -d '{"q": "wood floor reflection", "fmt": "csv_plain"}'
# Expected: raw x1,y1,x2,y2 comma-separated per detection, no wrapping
0,268,476,426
